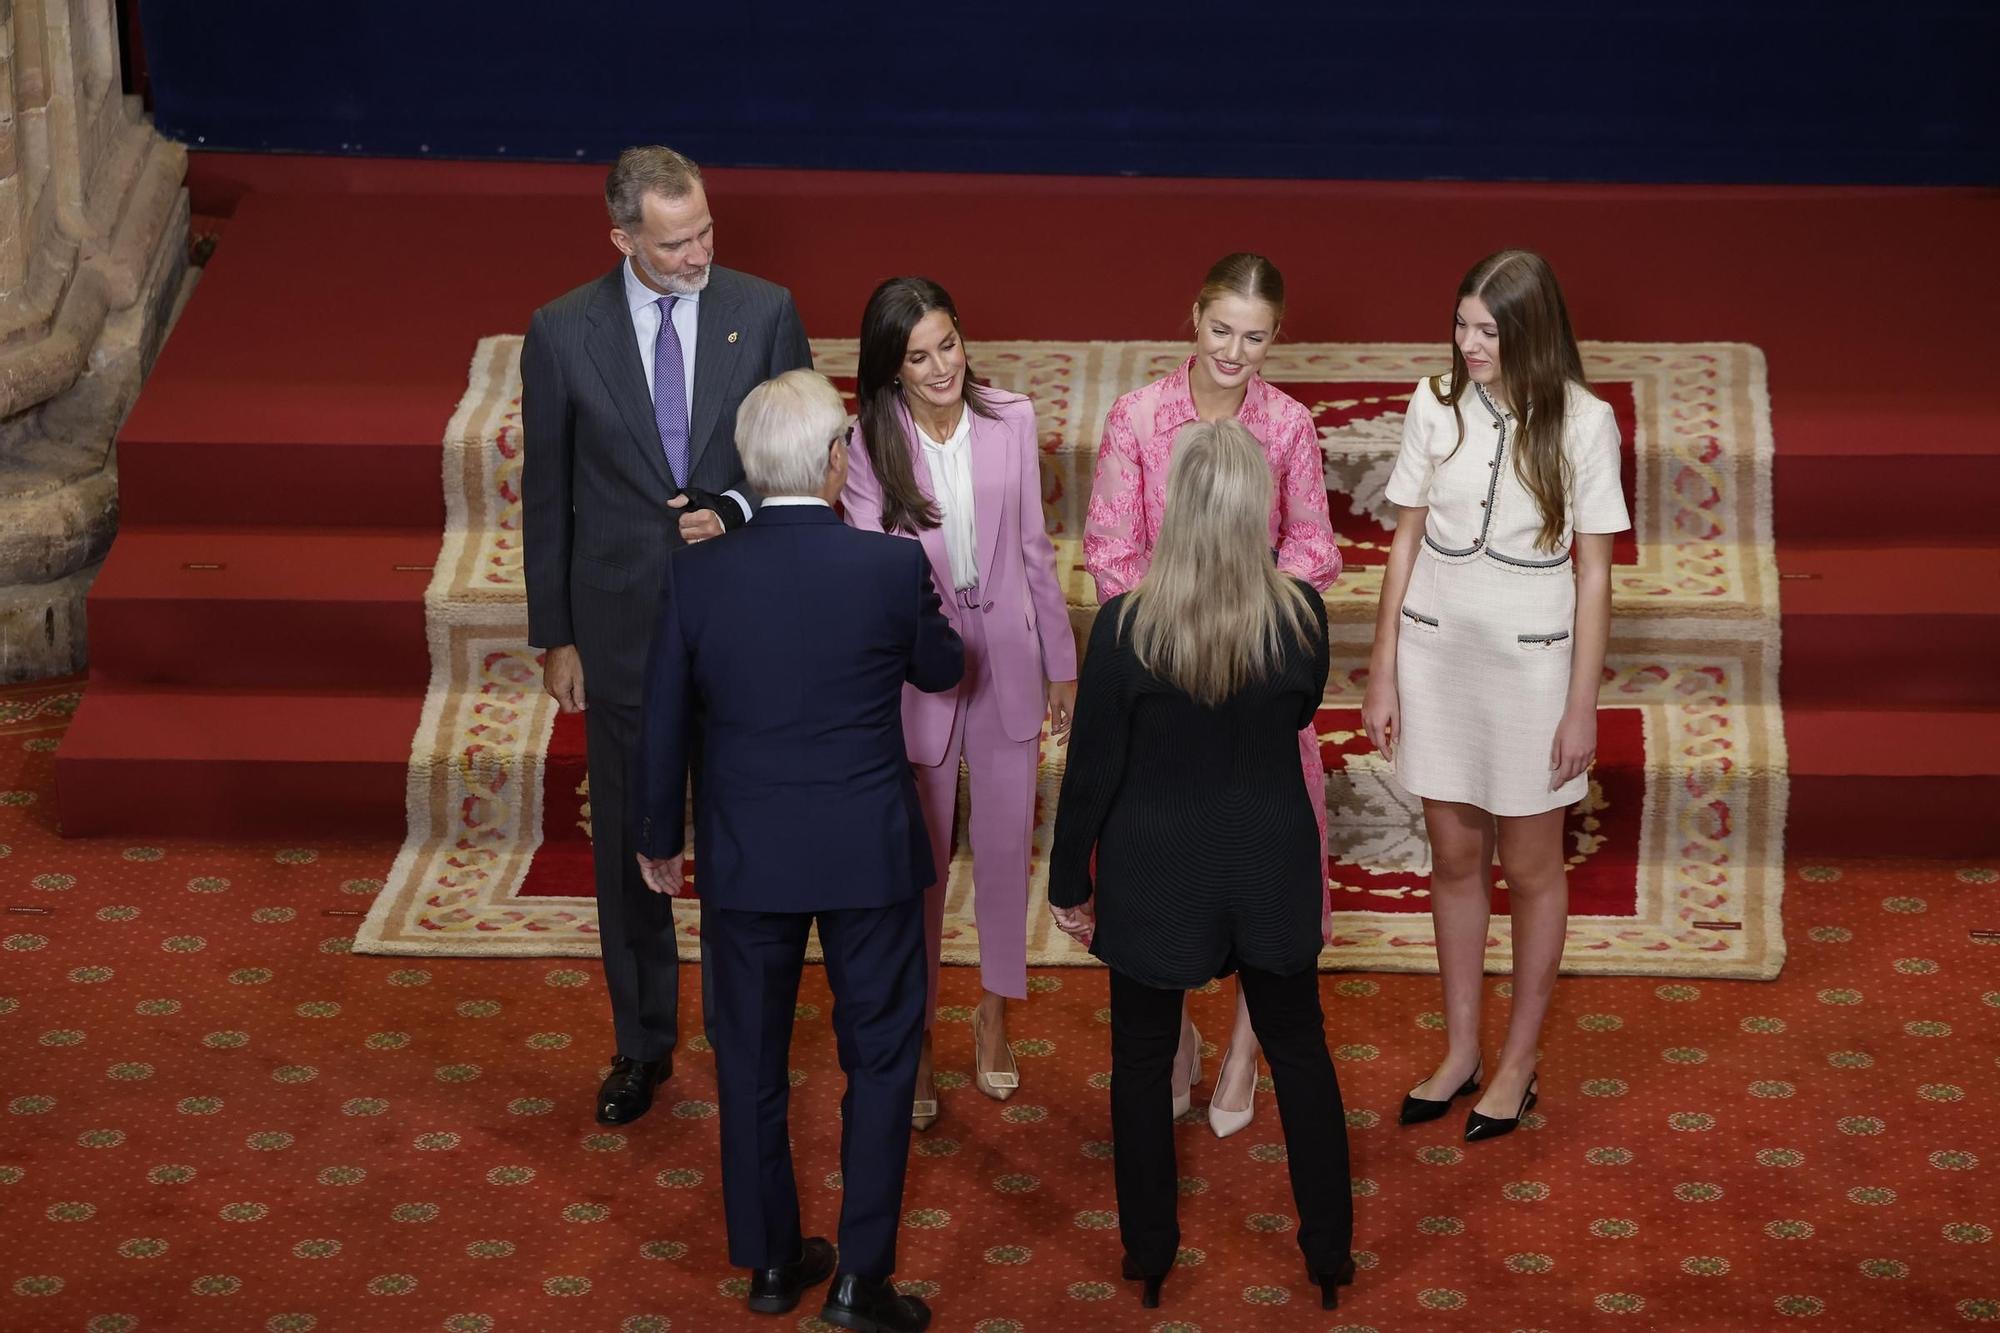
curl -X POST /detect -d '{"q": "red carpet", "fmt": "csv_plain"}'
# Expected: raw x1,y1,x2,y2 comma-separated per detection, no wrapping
10,679,2000,1330
54,156,2000,853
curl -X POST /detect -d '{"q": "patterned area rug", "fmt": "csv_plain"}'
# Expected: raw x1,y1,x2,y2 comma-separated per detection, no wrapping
1,687,1993,1331
358,340,1786,978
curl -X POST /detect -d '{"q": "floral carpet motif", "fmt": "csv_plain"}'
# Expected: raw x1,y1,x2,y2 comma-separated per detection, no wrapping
3,682,1994,1330
358,340,1784,978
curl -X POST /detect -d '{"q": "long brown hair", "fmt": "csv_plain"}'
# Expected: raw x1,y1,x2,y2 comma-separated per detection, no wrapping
1438,250,1590,552
855,276,998,535
1119,419,1318,706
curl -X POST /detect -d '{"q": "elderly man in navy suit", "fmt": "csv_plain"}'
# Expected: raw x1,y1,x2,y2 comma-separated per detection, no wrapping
634,370,961,1332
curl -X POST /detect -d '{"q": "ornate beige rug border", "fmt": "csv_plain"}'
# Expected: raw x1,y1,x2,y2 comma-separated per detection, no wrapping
357,338,1784,979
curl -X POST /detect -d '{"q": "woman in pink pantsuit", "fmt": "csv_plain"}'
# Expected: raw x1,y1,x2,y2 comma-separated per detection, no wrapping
1084,252,1341,1139
842,276,1079,1130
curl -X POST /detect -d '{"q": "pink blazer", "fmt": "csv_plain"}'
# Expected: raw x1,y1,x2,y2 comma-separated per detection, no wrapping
841,389,1079,766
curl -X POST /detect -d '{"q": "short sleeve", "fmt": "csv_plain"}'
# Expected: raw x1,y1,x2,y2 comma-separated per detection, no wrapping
1383,378,1436,508
1569,399,1631,534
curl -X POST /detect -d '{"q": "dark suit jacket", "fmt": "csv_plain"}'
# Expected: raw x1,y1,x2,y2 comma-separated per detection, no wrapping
632,505,965,913
521,261,813,705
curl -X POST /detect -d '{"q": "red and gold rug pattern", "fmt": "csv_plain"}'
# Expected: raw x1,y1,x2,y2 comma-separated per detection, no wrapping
360,340,1784,977
5,682,1993,1332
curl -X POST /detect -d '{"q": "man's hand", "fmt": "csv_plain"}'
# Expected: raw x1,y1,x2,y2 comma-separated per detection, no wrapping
668,492,725,544
636,854,683,896
671,488,749,545
544,645,586,713
1046,679,1077,742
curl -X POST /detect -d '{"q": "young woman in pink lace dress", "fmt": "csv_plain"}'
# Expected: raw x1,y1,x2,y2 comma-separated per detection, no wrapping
1082,253,1340,1138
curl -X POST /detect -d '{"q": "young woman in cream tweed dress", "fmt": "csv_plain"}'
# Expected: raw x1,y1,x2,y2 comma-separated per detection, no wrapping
1362,250,1630,1143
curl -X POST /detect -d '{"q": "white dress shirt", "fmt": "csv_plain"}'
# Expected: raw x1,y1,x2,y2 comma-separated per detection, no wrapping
622,258,749,520
917,406,978,590
761,496,830,508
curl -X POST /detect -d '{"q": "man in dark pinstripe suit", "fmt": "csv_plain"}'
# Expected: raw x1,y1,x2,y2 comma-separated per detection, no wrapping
522,145,813,1125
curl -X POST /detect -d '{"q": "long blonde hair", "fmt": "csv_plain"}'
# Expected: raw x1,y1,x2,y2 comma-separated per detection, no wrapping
1119,419,1318,705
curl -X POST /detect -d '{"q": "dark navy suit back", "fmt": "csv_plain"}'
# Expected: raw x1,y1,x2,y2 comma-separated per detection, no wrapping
634,504,963,914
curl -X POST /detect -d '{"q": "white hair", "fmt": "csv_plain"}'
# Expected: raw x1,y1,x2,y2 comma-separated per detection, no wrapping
736,370,848,497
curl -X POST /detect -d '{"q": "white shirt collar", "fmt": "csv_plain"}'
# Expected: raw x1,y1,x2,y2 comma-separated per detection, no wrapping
623,257,702,319
761,496,831,507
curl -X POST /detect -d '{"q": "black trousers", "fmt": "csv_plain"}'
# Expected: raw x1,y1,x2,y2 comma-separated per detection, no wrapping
1109,962,1353,1275
706,896,926,1280
584,696,715,1061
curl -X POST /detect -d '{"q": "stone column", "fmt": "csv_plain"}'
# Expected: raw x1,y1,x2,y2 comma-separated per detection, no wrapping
0,0,188,681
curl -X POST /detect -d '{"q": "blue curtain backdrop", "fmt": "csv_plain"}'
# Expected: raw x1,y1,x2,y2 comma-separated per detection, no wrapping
139,1,1996,184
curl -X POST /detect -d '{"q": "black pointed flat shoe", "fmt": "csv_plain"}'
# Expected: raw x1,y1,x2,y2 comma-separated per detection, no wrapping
1464,1074,1539,1142
1398,1060,1482,1126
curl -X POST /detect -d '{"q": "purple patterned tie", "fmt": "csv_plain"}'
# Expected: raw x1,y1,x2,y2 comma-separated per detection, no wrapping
653,295,690,487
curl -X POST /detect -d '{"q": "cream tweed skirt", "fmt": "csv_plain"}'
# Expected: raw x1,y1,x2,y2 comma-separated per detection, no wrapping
1392,545,1586,816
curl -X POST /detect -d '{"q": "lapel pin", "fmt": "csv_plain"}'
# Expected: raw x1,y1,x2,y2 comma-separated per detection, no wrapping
727,331,740,344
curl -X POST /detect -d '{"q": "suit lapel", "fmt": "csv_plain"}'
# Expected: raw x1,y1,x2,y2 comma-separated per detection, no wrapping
688,268,746,477
583,265,674,491
971,408,1008,587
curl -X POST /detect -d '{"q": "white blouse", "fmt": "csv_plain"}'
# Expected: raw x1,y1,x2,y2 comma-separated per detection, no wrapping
918,405,978,589
1385,376,1631,563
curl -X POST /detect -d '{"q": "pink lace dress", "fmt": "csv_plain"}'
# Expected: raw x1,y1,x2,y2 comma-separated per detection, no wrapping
1083,358,1341,904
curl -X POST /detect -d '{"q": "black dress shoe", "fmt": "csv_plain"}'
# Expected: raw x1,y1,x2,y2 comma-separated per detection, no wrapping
746,1236,835,1315
1398,1060,1482,1126
1310,1256,1357,1309
1464,1074,1539,1142
820,1273,931,1333
595,1053,671,1125
1121,1253,1171,1308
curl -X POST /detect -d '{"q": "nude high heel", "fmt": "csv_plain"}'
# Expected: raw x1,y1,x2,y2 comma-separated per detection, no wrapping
1206,1046,1257,1139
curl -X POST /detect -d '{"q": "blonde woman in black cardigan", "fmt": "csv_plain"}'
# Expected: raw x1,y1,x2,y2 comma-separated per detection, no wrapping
1049,418,1353,1312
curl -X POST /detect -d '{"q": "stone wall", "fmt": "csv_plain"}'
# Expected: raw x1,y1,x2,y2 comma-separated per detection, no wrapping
0,0,188,681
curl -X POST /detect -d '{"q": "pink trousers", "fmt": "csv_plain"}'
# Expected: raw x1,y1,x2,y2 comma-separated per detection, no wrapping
912,604,1039,1023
